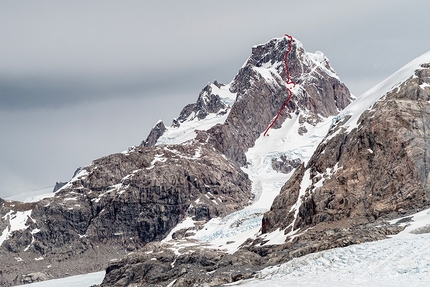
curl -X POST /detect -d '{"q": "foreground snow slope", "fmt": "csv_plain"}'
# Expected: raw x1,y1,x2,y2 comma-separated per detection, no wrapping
230,207,430,287
14,271,105,287
232,234,430,287
18,208,430,287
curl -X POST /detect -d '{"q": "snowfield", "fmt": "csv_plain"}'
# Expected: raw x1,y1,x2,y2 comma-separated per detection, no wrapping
14,271,105,287
231,233,430,287
228,207,430,287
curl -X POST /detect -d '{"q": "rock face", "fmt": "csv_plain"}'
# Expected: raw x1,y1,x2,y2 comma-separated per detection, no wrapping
0,143,251,285
262,63,430,236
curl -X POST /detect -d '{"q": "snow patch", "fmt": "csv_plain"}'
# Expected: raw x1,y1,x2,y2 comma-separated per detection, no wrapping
156,83,236,146
162,217,196,243
0,209,33,246
146,154,167,170
389,207,430,237
260,228,287,245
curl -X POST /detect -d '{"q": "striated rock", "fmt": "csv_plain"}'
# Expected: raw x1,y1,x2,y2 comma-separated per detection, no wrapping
100,242,263,287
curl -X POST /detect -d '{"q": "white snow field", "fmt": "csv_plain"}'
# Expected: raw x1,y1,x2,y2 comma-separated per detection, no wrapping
228,208,430,287
14,271,105,287
4,186,54,203
232,235,430,287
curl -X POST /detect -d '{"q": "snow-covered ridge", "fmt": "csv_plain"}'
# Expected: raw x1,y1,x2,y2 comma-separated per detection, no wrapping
155,83,236,145
339,50,430,133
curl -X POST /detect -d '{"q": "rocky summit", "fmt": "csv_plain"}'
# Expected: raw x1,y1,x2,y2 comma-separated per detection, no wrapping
2,35,429,287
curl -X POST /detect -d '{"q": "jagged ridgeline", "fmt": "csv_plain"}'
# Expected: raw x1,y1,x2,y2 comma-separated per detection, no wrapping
14,33,430,287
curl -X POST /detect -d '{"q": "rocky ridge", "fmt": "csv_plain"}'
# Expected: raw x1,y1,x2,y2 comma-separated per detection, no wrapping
0,143,251,285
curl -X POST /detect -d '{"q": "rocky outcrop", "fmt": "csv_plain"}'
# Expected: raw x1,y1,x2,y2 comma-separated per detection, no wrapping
142,121,166,147
0,144,251,285
52,181,67,193
262,63,430,235
271,156,301,174
176,83,229,123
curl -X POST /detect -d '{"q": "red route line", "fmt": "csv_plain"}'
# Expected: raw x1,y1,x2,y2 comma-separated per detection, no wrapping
263,34,296,136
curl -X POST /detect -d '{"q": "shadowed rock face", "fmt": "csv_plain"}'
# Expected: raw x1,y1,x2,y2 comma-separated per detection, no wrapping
262,64,430,235
142,121,166,147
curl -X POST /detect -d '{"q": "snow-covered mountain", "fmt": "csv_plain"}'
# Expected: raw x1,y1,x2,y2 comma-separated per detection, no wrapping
99,43,430,287
1,34,430,287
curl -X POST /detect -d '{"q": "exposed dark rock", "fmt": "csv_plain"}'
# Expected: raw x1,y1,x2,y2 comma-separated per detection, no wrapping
0,144,251,285
271,156,301,174
142,121,166,147
21,272,49,284
52,182,67,193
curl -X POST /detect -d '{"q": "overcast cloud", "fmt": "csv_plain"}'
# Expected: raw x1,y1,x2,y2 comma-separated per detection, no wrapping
1,0,429,197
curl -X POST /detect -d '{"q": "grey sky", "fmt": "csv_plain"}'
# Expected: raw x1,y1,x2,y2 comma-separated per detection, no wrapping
1,0,429,197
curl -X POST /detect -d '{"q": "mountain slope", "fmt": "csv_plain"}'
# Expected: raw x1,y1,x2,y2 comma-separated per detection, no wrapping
0,35,352,286
99,51,430,287
262,51,430,235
